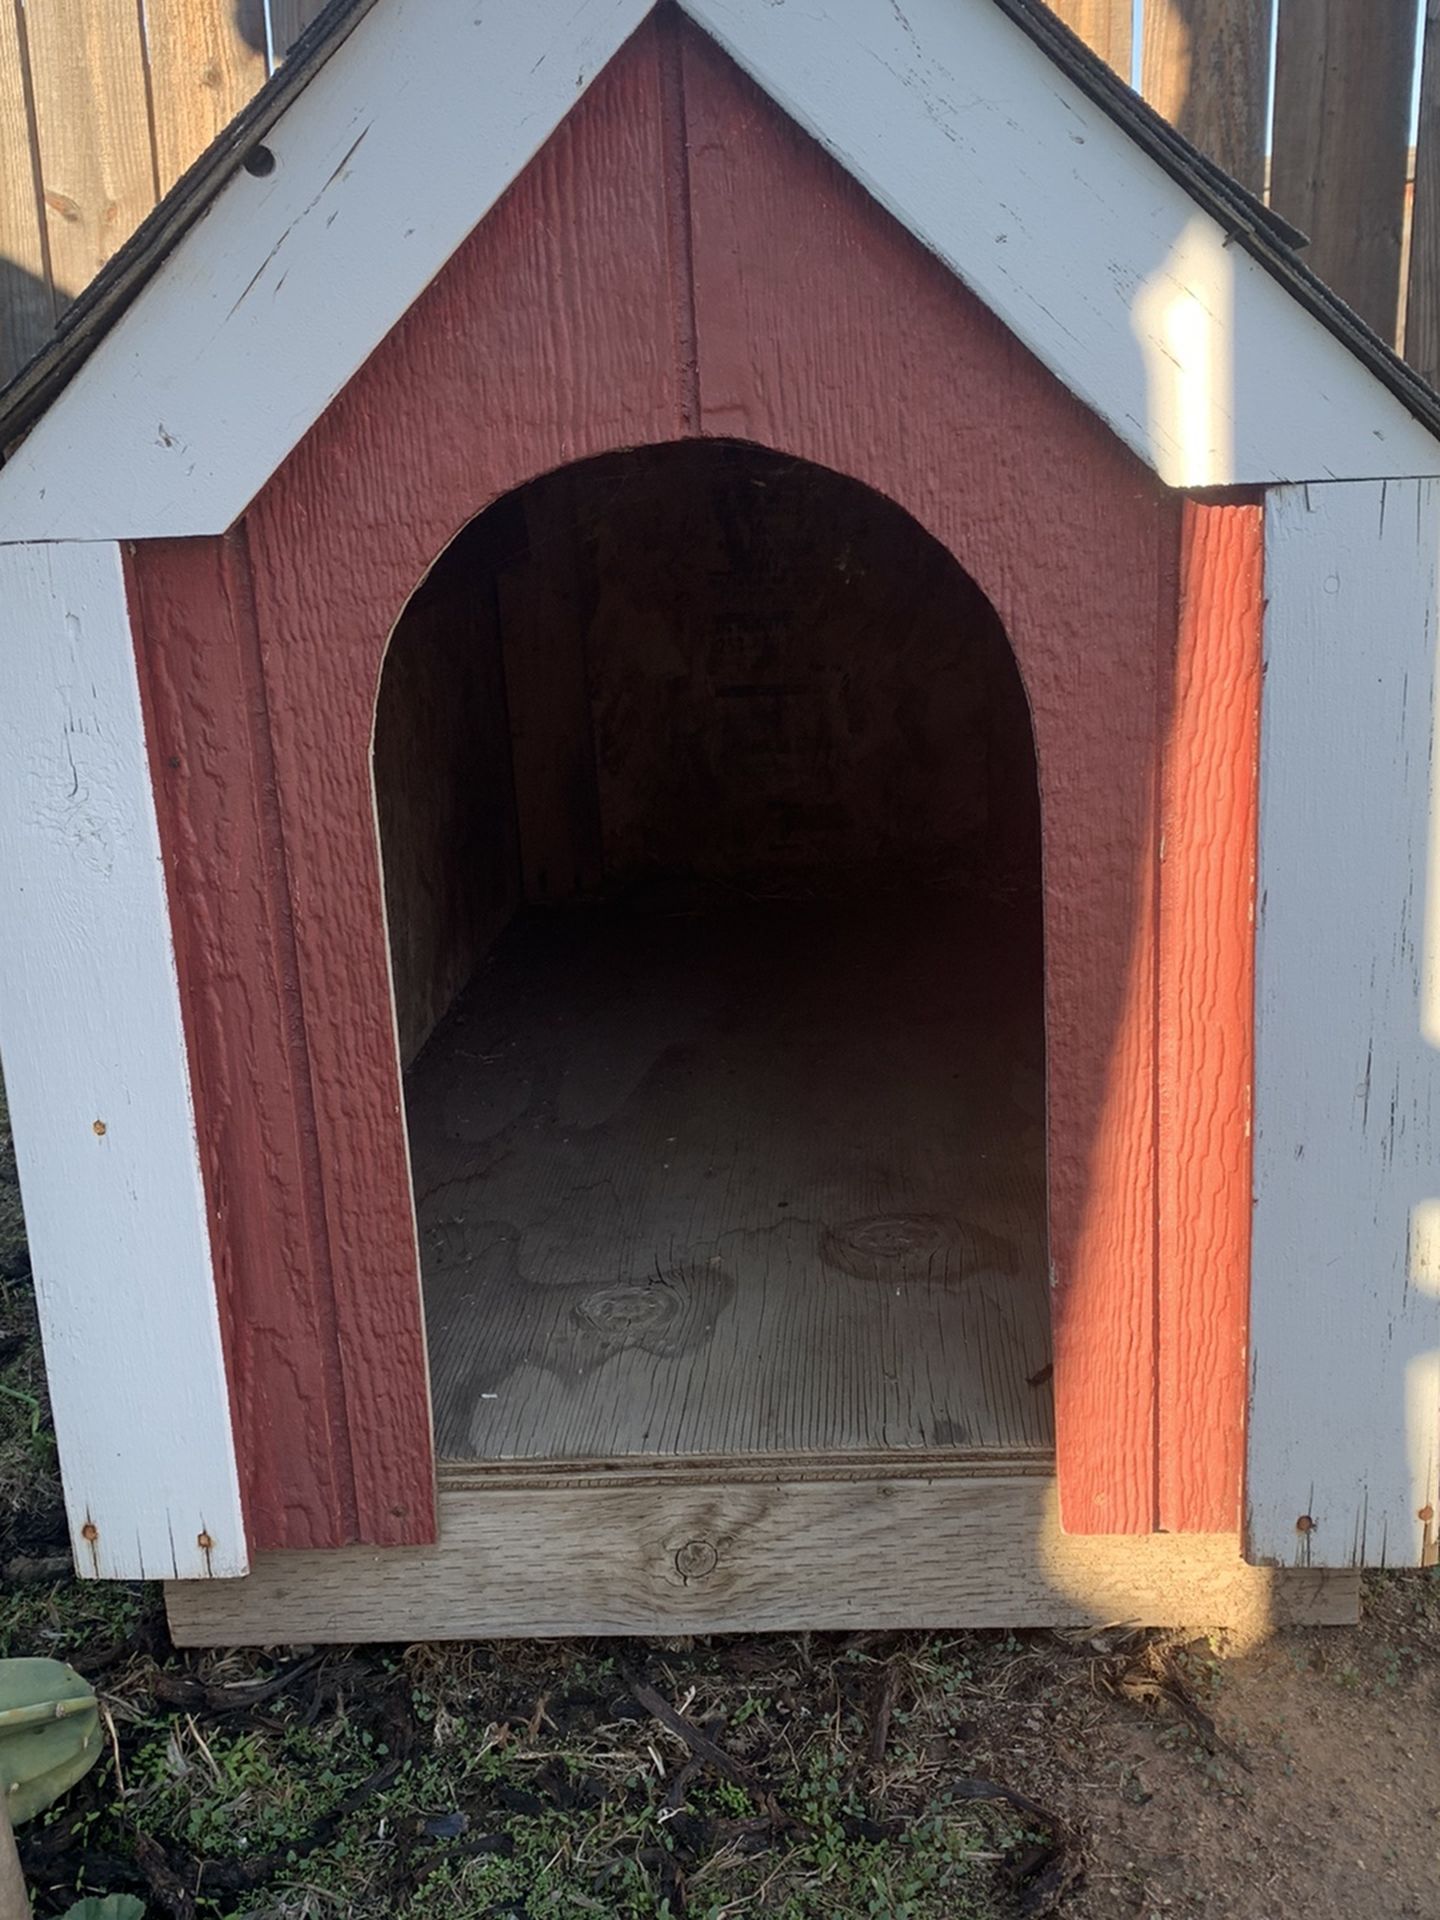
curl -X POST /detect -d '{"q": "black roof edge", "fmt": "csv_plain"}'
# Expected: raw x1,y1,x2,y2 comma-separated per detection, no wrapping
994,0,1440,448
3,0,1440,465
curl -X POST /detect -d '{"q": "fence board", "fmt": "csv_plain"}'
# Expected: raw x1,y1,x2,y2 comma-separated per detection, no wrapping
0,1,52,382
1141,0,1268,193
1046,0,1132,74
23,0,157,308
1409,0,1440,386
271,0,331,61
145,0,268,193
1272,0,1418,342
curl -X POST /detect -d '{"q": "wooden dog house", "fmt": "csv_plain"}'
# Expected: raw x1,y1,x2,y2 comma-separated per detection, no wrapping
3,0,1440,1640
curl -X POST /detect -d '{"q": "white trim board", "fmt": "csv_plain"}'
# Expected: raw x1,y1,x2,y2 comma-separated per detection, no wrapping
684,0,1440,492
1250,478,1440,1569
1,0,1438,544
0,542,245,1580
0,0,657,544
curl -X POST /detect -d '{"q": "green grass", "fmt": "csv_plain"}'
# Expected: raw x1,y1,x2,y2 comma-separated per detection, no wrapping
6,1622,1047,1917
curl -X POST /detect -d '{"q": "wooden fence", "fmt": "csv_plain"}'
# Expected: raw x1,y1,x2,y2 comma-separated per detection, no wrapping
0,0,1437,390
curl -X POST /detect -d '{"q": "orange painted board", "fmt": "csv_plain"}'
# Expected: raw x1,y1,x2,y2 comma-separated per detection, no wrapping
1156,501,1263,1536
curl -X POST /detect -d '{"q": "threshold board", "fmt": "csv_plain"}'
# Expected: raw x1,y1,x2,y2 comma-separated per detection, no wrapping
166,1468,1359,1644
407,893,1053,1464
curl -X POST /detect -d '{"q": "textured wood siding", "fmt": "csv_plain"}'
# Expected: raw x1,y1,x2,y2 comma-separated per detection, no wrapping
119,16,1262,1548
1157,501,1264,1533
127,532,361,1551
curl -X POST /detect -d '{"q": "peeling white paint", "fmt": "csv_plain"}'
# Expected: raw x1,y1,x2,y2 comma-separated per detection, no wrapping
0,542,246,1580
1251,480,1440,1568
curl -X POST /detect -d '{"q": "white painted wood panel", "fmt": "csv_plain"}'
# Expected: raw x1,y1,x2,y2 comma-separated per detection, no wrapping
0,0,656,543
0,542,245,1579
1251,479,1440,1568
681,0,1440,489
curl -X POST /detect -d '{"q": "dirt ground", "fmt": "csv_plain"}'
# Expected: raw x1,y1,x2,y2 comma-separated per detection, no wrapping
5,1087,1440,1918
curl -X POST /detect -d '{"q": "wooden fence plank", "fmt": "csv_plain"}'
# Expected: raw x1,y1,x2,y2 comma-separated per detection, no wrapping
1408,0,1440,386
144,0,268,194
0,0,53,384
1141,0,1269,194
270,0,330,61
1046,0,1132,74
24,0,157,306
1272,0,1418,342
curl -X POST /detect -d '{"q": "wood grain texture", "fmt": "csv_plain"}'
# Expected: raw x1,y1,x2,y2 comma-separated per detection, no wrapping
1251,479,1440,1568
22,0,156,304
1271,0,1417,341
1141,0,1269,193
143,0,268,194
1156,502,1263,1535
414,896,1053,1464
165,1469,1361,1643
564,443,1027,889
679,21,1181,1533
236,20,687,1546
0,0,54,382
127,533,359,1551
1407,0,1440,388
375,530,520,1065
498,481,605,906
1045,0,1132,73
0,541,244,1580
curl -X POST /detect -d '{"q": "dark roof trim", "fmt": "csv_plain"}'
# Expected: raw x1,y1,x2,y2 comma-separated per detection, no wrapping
993,0,1440,446
4,0,1440,460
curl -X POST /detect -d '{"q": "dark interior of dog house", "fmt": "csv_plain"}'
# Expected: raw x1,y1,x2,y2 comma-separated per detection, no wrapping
372,441,1052,1468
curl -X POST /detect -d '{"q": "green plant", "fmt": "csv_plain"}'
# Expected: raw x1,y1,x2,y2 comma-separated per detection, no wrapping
0,1657,102,1826
0,1656,106,1917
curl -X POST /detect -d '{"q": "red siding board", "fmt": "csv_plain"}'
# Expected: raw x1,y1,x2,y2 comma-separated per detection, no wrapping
239,18,686,1545
127,16,1255,1548
678,24,1182,1533
1156,501,1263,1535
127,531,357,1549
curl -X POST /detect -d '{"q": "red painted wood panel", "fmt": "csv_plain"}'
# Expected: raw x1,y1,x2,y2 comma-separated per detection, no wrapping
126,531,357,1548
132,14,1256,1545
677,23,1182,1534
233,17,688,1544
1156,501,1263,1535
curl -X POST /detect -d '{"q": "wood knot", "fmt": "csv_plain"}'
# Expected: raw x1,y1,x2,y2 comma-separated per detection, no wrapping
92,1120,106,1137
674,1538,718,1582
197,1531,214,1551
81,1522,98,1542
1420,1506,1435,1524
1295,1513,1316,1535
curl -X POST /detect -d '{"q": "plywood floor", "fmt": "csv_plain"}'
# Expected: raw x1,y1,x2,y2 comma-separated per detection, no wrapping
407,892,1053,1465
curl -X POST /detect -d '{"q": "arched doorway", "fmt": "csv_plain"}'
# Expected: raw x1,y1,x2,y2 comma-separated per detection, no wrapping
374,440,1051,1467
